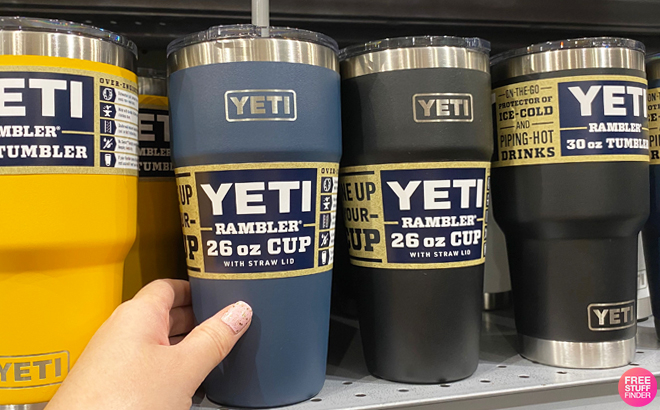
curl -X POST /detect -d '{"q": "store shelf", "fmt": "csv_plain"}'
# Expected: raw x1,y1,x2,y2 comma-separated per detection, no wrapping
191,310,660,410
4,0,660,57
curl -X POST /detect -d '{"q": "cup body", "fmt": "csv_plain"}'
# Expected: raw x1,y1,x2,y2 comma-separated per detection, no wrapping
491,38,649,368
0,18,138,406
123,69,186,300
643,54,660,337
636,234,652,320
483,214,512,310
339,37,492,383
168,26,341,407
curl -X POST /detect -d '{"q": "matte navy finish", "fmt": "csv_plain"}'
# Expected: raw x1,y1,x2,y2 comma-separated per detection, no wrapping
189,273,332,407
170,62,341,166
169,60,341,407
642,164,660,340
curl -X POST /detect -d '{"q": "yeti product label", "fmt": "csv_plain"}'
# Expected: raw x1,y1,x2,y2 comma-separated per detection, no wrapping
176,162,338,279
0,351,69,389
340,162,489,269
138,95,172,177
493,75,649,167
0,55,138,175
648,85,660,164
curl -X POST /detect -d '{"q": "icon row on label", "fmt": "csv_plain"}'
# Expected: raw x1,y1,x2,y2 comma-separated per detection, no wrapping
318,247,334,267
319,212,337,231
100,152,138,170
321,177,339,194
100,103,138,124
100,86,139,110
100,119,138,140
100,135,139,155
319,230,336,249
321,194,337,212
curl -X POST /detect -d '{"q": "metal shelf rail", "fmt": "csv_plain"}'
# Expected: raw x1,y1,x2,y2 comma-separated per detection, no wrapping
192,310,660,410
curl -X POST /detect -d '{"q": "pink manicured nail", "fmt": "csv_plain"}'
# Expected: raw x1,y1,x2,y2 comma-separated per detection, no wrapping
221,301,253,334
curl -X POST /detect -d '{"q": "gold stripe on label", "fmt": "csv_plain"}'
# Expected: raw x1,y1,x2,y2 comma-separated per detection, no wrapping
176,162,338,173
350,257,485,270
493,74,649,168
177,162,339,280
0,166,139,176
341,161,490,270
61,130,95,135
649,87,660,165
188,265,330,280
341,161,491,172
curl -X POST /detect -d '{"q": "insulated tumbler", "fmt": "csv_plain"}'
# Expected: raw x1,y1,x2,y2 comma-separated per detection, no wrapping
340,36,492,383
492,38,649,368
483,215,512,311
168,25,341,407
643,53,660,338
637,234,652,320
123,68,186,300
0,18,138,407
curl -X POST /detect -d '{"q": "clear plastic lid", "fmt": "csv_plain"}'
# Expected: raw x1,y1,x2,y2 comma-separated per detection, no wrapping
137,67,166,79
491,37,645,66
339,36,490,61
647,52,660,63
0,16,138,57
167,24,338,57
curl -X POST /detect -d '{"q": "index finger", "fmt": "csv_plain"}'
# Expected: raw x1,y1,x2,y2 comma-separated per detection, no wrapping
133,279,192,311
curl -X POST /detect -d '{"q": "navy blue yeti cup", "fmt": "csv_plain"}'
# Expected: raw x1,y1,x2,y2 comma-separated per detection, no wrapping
167,25,341,407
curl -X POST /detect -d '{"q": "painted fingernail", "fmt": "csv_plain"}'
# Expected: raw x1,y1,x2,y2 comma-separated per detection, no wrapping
221,301,253,334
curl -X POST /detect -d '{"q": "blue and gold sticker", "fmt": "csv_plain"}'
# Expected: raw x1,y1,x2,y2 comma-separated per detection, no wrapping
138,95,172,177
176,162,338,279
340,162,489,269
493,75,648,167
0,55,139,175
648,84,660,165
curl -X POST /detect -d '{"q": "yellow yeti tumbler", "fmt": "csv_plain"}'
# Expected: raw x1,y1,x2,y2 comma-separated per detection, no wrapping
0,18,138,408
123,68,185,300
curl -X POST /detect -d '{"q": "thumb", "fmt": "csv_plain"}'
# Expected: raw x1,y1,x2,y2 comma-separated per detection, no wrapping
175,301,252,389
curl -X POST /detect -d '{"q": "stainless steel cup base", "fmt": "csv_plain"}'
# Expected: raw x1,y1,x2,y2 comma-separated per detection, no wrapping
0,403,48,410
519,335,636,369
483,291,511,311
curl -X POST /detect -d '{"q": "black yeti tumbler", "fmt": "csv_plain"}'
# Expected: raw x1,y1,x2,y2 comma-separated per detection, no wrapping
339,36,492,383
491,38,649,368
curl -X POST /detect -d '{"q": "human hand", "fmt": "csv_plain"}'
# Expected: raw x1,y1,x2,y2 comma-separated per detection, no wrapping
45,279,252,410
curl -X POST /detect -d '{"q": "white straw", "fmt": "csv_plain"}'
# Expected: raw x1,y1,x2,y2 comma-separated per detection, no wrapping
251,0,270,37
